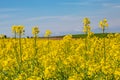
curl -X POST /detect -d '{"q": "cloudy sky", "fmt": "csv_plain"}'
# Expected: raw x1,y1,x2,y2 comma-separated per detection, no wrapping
0,0,120,37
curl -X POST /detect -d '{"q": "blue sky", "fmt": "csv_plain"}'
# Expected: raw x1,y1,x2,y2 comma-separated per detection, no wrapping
0,0,120,37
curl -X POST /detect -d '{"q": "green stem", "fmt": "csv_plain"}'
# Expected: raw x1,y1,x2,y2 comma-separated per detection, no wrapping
32,34,37,71
103,28,106,63
48,36,50,54
14,43,19,74
34,34,37,56
19,33,22,72
85,32,88,60
84,32,88,79
15,32,16,39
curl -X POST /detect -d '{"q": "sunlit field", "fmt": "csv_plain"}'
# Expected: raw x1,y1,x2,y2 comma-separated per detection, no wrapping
0,18,120,80
0,33,120,80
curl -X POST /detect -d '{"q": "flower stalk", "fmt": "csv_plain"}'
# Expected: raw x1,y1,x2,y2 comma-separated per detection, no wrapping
11,25,25,73
82,17,92,78
99,18,108,63
44,30,52,54
31,26,40,71
83,17,91,60
32,26,40,58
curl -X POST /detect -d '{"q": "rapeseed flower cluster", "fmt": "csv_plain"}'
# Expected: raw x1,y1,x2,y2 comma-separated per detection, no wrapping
12,25,25,35
99,18,108,32
44,30,52,37
83,17,91,33
32,26,40,37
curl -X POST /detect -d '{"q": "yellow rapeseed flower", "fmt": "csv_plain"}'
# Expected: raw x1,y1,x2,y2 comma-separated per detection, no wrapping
99,18,108,30
82,17,91,33
83,17,90,26
32,26,40,37
12,25,17,33
44,30,52,37
16,25,25,35
12,25,25,35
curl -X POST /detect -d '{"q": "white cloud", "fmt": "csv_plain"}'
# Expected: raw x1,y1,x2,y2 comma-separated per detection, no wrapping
61,2,90,6
113,5,120,8
0,8,21,12
25,16,60,22
102,3,120,8
0,14,11,18
60,0,109,6
24,16,81,22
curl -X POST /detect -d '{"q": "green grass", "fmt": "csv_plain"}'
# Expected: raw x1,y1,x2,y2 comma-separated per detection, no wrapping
50,33,117,38
72,33,108,38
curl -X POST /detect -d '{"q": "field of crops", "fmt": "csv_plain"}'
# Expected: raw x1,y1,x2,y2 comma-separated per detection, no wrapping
0,33,120,80
0,18,120,80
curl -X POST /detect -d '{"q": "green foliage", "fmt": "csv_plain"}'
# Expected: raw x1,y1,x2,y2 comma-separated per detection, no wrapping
67,33,116,38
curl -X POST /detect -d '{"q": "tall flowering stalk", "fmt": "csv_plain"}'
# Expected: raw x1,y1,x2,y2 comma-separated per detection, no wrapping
82,17,91,56
12,25,18,73
11,25,25,73
32,26,40,72
32,26,40,57
44,30,52,53
99,18,108,34
83,17,91,35
12,25,17,38
82,17,92,79
99,18,108,63
17,25,25,73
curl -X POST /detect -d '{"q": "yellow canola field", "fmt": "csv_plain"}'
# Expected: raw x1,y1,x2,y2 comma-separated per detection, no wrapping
0,33,120,80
